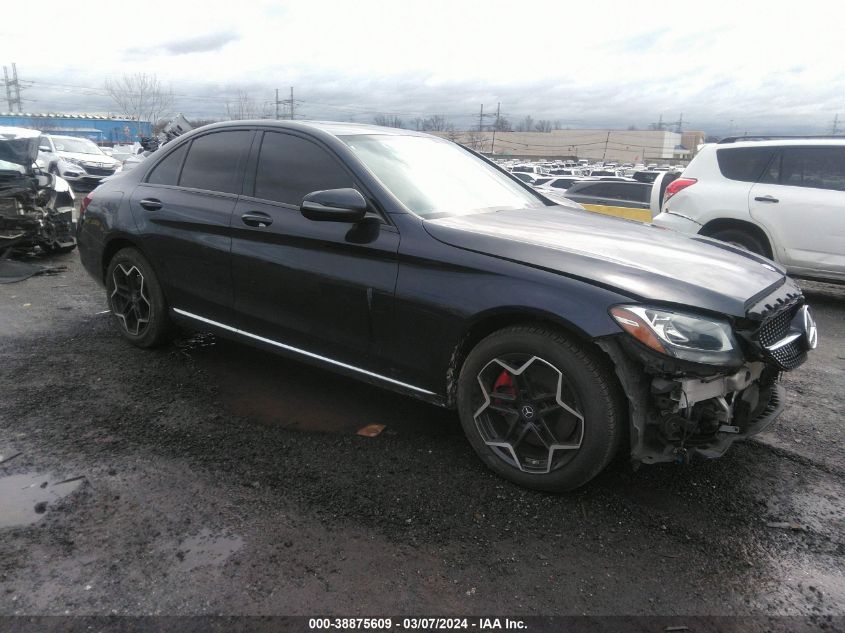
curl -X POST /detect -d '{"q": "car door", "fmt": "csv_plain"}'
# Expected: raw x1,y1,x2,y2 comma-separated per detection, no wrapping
749,146,845,276
128,128,254,324
230,129,400,367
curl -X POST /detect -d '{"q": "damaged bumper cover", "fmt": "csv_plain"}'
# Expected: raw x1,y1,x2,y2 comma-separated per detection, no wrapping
598,286,814,465
1,127,76,254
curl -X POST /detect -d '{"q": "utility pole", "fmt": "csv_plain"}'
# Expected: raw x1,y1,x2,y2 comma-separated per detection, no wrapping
490,102,500,155
274,87,296,120
11,63,21,112
601,130,611,162
832,113,839,135
3,66,12,112
676,112,684,134
3,63,23,112
478,103,484,132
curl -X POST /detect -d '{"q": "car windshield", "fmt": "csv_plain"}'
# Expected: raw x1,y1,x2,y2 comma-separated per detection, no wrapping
340,134,545,218
53,138,103,155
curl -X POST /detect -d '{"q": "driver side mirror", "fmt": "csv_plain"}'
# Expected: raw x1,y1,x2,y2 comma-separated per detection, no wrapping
300,188,368,222
39,146,51,152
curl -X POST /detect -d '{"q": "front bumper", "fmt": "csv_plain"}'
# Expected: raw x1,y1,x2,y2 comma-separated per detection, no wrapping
598,336,787,465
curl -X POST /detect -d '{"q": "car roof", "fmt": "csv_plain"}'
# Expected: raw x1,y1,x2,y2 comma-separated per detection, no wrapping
714,138,845,149
196,119,432,138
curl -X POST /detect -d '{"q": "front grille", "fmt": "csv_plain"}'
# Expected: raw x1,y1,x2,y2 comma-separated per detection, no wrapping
757,307,794,347
769,341,805,370
83,166,116,177
755,304,806,371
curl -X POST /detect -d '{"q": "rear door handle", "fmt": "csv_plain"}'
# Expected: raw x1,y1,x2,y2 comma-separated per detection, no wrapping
139,198,162,211
754,195,779,203
241,211,273,227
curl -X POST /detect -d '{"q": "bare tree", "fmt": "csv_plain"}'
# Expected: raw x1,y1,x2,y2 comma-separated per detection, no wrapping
421,115,453,132
104,73,174,124
445,128,462,142
515,115,535,132
493,116,512,132
225,90,260,120
373,114,404,128
464,130,487,151
534,120,553,133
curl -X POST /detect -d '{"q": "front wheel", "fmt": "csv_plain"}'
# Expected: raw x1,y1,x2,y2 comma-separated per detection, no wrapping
105,247,172,348
457,325,625,492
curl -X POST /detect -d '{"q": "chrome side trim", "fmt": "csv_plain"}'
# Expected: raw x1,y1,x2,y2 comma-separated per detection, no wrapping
172,308,436,396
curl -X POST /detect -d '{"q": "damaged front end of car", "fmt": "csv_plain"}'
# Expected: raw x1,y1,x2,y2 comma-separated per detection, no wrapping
0,127,76,255
597,279,816,465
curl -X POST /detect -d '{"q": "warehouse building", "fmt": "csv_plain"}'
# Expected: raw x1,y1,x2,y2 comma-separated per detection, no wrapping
0,113,152,144
439,129,704,164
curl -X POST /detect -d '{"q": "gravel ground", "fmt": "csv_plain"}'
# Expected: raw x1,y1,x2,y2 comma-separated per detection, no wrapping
0,252,843,619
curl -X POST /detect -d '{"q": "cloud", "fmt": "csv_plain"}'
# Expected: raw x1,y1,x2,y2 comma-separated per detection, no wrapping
126,30,240,59
10,0,845,136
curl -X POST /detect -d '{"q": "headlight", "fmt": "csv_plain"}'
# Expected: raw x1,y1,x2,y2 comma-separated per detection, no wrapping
610,305,743,367
61,157,82,166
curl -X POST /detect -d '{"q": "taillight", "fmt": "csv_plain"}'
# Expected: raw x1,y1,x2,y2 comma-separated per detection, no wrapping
79,192,93,220
664,177,697,201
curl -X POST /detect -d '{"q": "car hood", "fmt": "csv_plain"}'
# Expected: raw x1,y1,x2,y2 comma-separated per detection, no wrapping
423,206,788,318
58,151,119,166
0,127,40,171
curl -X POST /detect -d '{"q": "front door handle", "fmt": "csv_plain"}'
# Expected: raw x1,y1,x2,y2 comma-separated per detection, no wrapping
754,195,779,203
241,211,273,228
139,198,162,211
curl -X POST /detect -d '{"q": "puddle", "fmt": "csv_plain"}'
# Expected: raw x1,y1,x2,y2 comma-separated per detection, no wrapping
183,336,458,436
0,473,83,528
174,528,243,572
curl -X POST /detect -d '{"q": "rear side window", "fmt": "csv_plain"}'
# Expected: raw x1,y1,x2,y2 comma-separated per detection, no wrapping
716,147,775,182
777,147,845,192
253,132,353,206
147,143,188,186
179,130,253,194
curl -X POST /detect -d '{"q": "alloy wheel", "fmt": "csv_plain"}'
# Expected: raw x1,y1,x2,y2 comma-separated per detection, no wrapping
110,264,151,336
473,355,584,474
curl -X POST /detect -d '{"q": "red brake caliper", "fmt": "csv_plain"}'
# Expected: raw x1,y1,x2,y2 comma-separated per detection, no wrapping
492,370,515,404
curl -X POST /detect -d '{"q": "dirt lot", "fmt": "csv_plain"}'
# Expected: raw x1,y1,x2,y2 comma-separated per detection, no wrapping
0,252,843,620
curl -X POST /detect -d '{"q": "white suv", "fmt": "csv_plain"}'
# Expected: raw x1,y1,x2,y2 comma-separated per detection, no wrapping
653,138,845,284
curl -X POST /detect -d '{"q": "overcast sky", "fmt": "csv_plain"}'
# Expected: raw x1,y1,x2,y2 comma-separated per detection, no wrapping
2,0,843,134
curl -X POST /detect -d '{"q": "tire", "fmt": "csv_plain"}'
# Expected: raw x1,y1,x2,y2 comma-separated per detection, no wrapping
105,247,172,348
707,228,767,257
457,325,625,492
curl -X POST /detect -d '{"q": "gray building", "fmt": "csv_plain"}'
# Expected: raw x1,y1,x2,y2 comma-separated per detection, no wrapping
438,129,698,164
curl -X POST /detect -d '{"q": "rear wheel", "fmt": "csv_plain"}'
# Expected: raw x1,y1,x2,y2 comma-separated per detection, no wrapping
105,247,172,348
707,228,768,257
457,325,625,492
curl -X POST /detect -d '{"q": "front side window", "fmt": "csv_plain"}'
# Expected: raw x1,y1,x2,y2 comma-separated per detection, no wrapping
778,147,845,192
341,134,544,218
253,132,353,205
179,130,252,194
